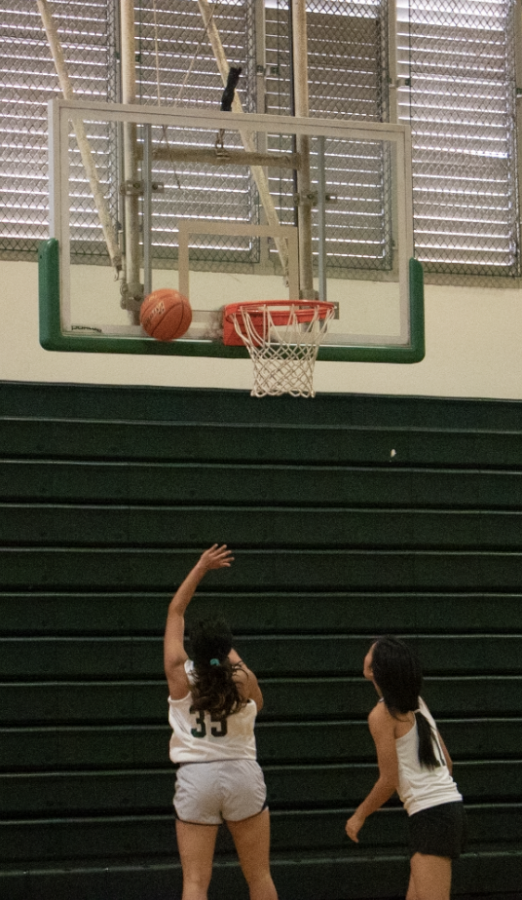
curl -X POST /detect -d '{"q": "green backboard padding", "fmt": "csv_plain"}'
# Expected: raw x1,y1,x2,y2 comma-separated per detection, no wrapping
38,238,425,363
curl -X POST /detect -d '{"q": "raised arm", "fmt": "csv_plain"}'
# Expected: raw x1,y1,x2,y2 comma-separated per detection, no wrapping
345,703,399,843
164,544,233,699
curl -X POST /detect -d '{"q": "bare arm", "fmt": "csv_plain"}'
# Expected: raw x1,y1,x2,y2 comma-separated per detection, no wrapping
345,703,398,843
164,544,233,699
228,647,264,712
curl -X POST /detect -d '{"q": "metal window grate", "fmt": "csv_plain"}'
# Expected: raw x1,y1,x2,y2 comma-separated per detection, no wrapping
0,0,115,261
397,0,520,280
133,0,260,269
267,0,391,273
1,0,520,282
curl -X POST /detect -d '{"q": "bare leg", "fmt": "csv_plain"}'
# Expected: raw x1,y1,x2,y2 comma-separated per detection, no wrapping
175,819,219,900
406,869,418,900
226,808,278,900
409,853,452,900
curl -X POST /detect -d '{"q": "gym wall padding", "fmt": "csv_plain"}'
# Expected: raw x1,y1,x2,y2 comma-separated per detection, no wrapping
0,381,521,900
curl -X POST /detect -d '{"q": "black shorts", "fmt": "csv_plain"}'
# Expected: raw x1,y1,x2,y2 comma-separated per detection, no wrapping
408,801,467,859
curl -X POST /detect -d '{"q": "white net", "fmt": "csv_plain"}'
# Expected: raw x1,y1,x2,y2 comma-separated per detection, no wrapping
227,301,335,398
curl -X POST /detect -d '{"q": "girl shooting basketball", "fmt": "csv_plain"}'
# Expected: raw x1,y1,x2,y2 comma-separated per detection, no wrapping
164,544,278,900
345,637,466,900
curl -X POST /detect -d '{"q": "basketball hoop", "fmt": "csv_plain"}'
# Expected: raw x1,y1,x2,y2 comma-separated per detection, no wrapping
223,300,335,398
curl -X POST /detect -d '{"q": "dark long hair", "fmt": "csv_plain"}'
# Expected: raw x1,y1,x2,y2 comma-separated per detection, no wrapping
189,617,247,719
371,637,441,770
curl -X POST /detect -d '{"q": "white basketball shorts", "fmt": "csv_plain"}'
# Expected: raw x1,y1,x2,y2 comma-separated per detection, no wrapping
174,758,267,825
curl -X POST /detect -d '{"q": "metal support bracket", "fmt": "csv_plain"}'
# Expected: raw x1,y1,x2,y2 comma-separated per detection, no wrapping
120,179,144,196
294,191,338,207
256,64,279,76
120,279,144,311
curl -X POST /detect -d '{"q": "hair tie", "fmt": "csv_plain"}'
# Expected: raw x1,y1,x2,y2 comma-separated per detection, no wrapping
210,658,220,666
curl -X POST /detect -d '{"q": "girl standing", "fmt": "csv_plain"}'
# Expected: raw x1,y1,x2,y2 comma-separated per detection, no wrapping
164,544,278,900
345,636,466,900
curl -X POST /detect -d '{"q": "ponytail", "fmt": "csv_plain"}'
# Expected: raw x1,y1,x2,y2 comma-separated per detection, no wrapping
415,710,441,769
191,657,247,719
189,616,247,719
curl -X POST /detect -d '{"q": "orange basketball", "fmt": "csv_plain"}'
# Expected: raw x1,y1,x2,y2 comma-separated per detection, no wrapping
140,289,192,341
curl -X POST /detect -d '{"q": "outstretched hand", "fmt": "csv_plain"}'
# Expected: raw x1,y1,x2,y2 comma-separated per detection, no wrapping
197,544,234,571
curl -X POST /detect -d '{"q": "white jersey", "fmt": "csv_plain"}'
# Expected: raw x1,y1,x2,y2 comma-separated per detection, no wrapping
168,660,257,764
396,697,462,816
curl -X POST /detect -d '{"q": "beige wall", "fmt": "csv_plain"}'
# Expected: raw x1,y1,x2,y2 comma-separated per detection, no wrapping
2,258,522,399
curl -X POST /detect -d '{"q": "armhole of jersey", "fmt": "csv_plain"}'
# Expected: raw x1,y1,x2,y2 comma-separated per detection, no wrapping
418,697,446,767
168,659,193,704
169,690,192,704
418,696,433,722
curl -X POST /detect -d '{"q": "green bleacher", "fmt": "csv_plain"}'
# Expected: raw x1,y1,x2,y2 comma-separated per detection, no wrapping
1,381,521,899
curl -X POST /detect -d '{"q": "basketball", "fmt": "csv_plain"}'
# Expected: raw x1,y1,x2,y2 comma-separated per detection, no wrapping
139,289,192,341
